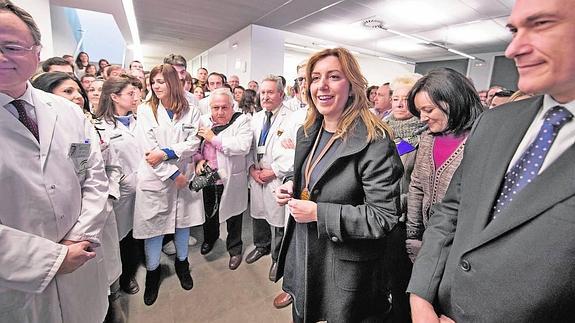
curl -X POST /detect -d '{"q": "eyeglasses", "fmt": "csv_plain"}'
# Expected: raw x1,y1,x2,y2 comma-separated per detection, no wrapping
0,43,40,56
119,91,138,97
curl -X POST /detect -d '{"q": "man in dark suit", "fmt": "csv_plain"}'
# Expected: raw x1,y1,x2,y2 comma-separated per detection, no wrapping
408,0,575,322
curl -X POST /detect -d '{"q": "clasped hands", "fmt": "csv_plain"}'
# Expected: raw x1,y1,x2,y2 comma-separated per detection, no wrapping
249,165,276,184
274,180,317,223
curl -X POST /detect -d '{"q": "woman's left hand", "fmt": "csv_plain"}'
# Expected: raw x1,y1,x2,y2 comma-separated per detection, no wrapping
288,199,318,223
145,150,165,167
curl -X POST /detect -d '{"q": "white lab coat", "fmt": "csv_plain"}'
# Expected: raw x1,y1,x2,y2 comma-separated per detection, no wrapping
0,88,109,322
247,105,294,227
97,116,140,239
133,101,204,239
198,113,252,222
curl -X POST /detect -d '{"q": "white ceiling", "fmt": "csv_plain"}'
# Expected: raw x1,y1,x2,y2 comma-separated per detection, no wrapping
54,0,515,63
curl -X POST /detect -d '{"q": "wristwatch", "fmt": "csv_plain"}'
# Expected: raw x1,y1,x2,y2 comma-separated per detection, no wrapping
162,151,168,161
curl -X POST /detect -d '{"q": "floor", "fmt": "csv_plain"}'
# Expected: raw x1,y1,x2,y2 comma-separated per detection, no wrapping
119,215,292,323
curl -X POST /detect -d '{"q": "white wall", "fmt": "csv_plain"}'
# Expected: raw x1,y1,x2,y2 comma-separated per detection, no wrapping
223,26,251,86
50,6,77,57
358,56,415,86
16,0,54,59
75,9,125,65
250,25,285,83
467,51,506,91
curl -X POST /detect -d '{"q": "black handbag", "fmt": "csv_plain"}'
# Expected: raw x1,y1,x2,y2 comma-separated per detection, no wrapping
189,164,221,192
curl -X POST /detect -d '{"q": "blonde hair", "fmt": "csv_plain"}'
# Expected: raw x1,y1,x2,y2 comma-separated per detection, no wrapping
303,48,392,142
390,73,423,92
509,90,533,102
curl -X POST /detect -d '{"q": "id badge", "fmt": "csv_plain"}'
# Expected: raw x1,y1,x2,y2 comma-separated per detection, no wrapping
182,123,195,132
256,146,266,155
68,142,91,174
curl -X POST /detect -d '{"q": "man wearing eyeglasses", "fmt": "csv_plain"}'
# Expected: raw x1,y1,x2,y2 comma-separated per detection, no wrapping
284,63,308,112
0,1,110,322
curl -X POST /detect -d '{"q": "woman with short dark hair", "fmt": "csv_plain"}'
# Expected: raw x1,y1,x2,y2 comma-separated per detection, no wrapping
405,68,483,262
32,71,90,113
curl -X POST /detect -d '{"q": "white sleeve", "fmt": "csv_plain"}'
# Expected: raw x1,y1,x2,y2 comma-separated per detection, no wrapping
0,225,67,293
220,116,253,156
63,119,110,243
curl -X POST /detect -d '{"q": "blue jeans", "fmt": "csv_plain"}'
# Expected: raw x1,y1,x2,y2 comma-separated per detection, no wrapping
144,227,190,270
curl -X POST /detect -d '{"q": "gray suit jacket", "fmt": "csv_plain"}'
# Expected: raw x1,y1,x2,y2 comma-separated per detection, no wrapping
407,96,575,322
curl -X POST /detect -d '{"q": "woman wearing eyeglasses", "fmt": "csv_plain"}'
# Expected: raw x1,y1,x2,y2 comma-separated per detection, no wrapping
95,73,144,295
133,64,204,306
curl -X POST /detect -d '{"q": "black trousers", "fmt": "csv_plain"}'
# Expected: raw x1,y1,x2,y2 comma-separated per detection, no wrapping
119,230,143,281
252,217,284,261
383,221,413,323
202,184,243,256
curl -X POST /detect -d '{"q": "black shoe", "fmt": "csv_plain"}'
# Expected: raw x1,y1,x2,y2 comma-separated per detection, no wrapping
175,258,194,290
269,261,278,282
229,255,242,270
119,276,140,295
104,292,126,323
143,267,161,306
200,241,214,255
245,248,270,264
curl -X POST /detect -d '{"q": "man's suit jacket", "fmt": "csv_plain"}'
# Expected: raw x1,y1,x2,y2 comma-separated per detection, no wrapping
407,96,575,322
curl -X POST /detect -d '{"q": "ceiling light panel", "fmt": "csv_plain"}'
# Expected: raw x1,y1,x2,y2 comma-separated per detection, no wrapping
459,0,512,16
315,22,376,41
375,0,478,30
376,37,430,53
444,20,511,44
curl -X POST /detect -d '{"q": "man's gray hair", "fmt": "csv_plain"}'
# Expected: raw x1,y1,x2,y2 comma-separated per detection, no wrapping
261,75,285,95
210,88,234,107
1,0,41,45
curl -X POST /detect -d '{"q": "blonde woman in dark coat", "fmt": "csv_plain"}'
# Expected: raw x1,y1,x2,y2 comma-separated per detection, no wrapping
274,48,403,323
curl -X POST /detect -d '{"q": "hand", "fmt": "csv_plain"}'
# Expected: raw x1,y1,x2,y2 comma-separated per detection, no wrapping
196,160,206,175
275,181,294,206
406,239,422,263
57,240,96,274
174,173,188,189
410,294,441,323
145,150,165,167
249,165,265,185
288,199,317,223
281,138,295,149
258,168,276,183
439,315,455,323
197,127,215,142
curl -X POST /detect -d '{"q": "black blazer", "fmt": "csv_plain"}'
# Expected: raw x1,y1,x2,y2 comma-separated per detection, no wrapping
408,96,575,322
276,118,403,322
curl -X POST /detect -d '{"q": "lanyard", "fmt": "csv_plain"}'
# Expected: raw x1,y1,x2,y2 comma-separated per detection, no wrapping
302,127,337,198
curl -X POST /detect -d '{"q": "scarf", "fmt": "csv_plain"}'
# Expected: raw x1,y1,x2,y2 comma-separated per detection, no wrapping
386,116,426,147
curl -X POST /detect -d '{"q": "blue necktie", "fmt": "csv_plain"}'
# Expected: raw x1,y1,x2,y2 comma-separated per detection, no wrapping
491,106,573,220
258,111,273,146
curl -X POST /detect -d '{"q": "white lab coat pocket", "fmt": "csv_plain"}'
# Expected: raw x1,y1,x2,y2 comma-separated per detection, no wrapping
138,179,171,218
